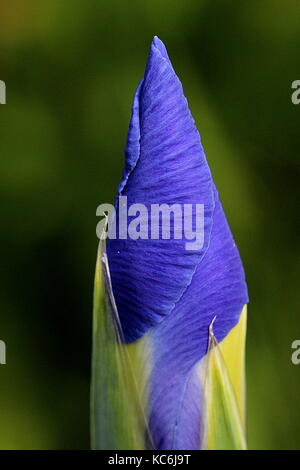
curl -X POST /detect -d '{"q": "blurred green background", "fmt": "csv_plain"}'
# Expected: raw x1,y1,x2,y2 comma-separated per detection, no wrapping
0,0,299,449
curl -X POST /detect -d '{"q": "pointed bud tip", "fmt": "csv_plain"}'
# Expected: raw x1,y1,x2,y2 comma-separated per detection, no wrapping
150,36,171,63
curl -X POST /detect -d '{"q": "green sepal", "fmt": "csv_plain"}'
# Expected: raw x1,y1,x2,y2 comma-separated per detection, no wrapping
90,240,148,450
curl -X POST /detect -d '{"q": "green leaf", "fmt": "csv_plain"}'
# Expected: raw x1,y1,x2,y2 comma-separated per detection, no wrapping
204,308,247,450
90,239,149,449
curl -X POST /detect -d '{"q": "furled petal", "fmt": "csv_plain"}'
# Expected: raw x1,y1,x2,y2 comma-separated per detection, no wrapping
148,186,248,449
106,36,248,450
107,36,215,342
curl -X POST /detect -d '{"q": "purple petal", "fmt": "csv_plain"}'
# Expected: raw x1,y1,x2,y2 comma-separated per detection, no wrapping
148,186,248,449
107,37,215,342
106,37,248,450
